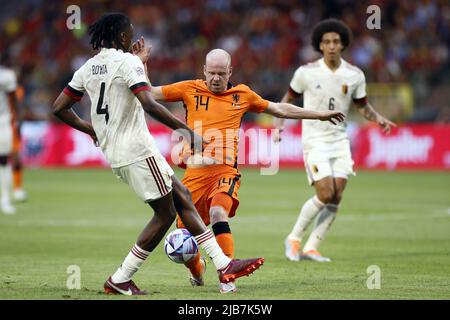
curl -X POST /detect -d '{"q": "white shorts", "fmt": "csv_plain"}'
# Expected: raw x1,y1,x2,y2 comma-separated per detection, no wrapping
303,142,355,185
113,154,174,202
0,121,12,155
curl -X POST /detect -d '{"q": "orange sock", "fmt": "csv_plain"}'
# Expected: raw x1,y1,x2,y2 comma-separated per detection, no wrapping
13,169,22,190
185,252,203,279
215,233,234,259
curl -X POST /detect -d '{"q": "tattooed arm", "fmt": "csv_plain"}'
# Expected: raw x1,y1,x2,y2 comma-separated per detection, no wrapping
356,102,396,134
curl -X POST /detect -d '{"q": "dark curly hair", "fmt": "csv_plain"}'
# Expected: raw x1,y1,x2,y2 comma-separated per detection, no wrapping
88,13,130,50
311,18,352,53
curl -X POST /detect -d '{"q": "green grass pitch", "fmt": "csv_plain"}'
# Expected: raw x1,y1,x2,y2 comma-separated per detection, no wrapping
0,168,449,300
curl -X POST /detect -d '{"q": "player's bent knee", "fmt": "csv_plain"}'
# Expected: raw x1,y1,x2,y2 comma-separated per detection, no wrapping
317,190,334,204
159,209,176,224
210,206,228,225
157,209,176,228
148,194,177,225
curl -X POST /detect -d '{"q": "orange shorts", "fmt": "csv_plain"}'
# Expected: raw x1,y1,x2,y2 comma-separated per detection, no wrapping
176,164,241,228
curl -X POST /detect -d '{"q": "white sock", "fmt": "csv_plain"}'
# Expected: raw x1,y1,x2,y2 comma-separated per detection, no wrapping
0,165,13,205
303,204,338,252
111,244,150,283
288,196,325,241
195,229,231,271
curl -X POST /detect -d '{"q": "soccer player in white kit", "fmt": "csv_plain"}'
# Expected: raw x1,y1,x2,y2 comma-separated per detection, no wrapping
52,13,265,295
0,61,18,215
274,18,396,262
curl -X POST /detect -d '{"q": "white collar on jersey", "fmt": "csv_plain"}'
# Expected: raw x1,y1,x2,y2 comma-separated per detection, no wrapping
100,47,125,54
319,57,345,73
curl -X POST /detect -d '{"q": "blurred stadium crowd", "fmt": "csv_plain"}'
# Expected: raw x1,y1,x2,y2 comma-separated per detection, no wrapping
0,0,449,123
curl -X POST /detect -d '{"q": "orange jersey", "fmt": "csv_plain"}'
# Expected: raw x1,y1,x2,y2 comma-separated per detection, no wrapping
161,80,269,167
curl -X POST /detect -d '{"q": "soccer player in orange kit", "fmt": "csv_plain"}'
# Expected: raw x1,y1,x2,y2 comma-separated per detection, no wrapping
147,48,344,293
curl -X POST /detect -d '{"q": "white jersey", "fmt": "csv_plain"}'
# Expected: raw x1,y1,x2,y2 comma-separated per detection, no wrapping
0,66,17,124
66,48,159,168
290,58,366,152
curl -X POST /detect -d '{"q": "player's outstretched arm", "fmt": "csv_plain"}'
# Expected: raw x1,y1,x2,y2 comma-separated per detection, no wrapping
147,86,165,102
272,90,298,142
52,92,98,144
356,102,397,134
135,91,204,152
265,102,345,125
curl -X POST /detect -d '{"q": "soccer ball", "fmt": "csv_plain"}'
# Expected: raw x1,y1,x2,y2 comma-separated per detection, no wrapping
164,228,198,264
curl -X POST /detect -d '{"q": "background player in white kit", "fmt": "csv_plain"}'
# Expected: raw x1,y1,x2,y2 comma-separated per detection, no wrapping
52,13,264,295
273,18,396,262
0,58,18,215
